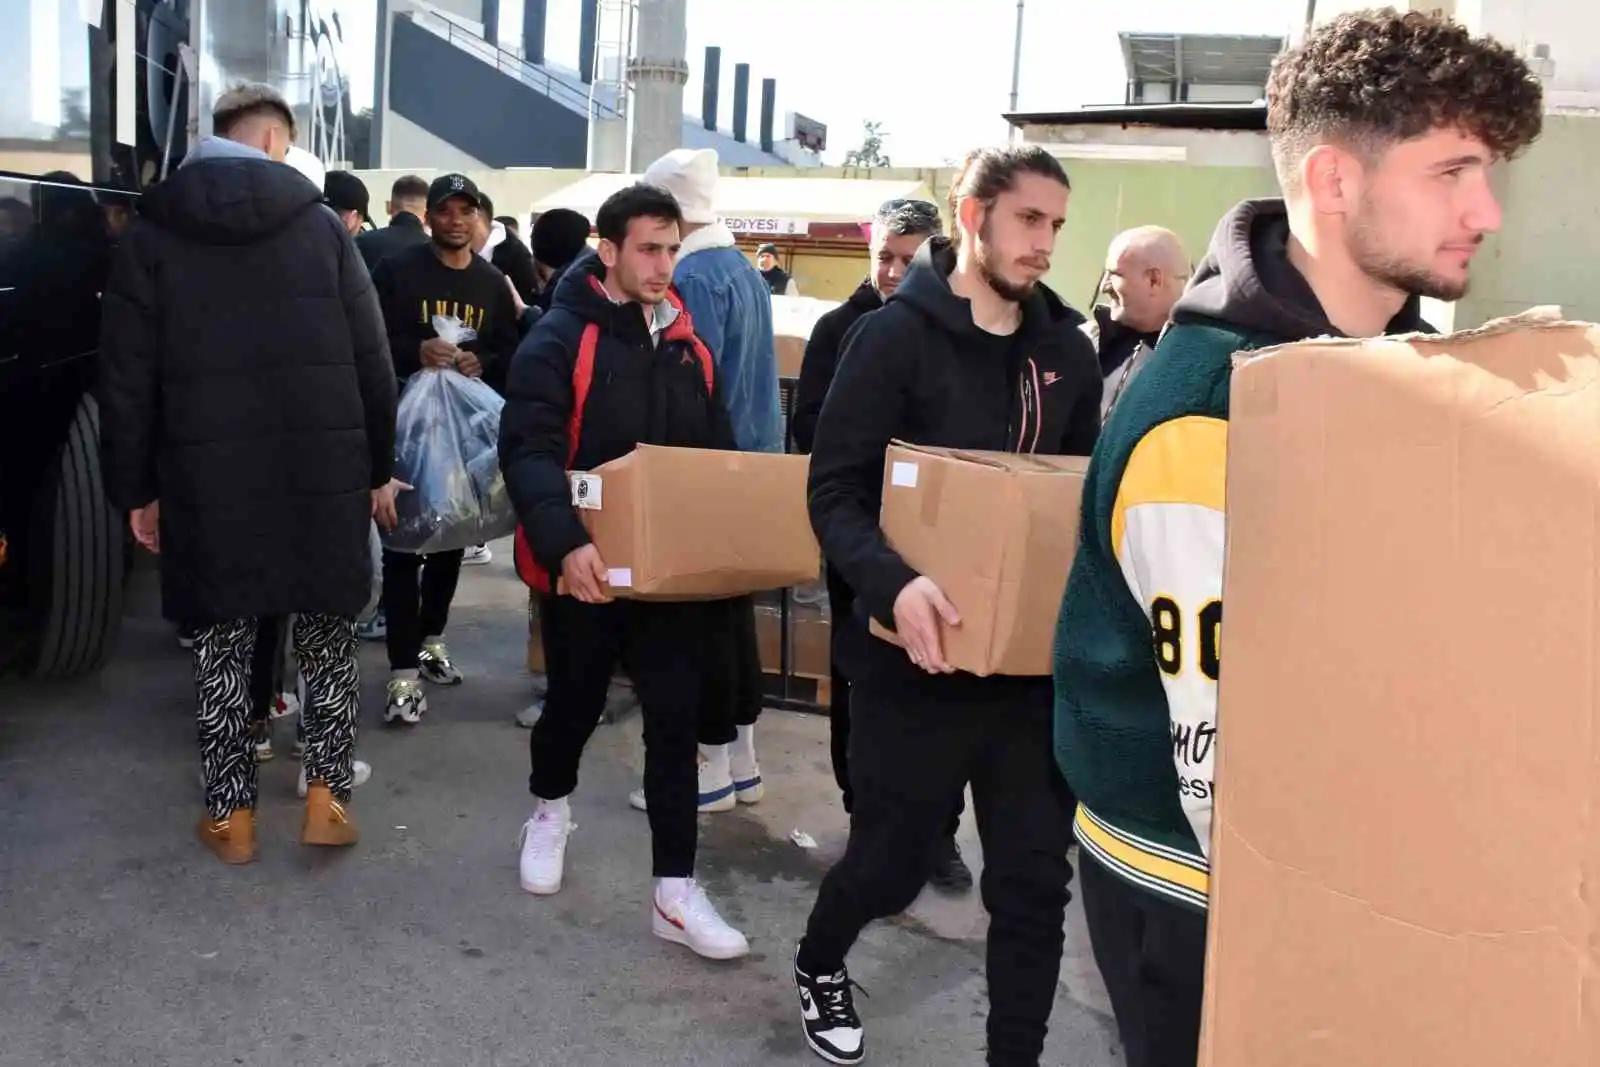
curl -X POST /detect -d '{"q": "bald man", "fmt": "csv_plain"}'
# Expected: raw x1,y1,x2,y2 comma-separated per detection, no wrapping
1085,226,1190,418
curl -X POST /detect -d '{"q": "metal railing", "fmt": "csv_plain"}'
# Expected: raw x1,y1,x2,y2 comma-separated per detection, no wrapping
401,11,621,120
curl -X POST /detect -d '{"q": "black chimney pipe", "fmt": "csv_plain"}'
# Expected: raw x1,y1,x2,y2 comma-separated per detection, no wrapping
523,0,548,66
702,46,721,131
578,0,599,84
759,77,776,154
483,0,500,46
731,63,750,143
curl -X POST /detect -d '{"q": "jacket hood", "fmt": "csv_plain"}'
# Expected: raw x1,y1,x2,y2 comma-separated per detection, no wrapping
141,146,326,246
845,279,883,312
1173,198,1427,340
893,236,1086,340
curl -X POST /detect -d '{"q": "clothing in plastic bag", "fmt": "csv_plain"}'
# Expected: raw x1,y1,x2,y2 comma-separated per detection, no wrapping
385,342,516,554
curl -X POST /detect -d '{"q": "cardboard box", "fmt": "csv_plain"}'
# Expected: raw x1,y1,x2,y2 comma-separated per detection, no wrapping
754,601,832,679
871,442,1087,676
567,445,819,599
771,295,841,379
1202,312,1600,1067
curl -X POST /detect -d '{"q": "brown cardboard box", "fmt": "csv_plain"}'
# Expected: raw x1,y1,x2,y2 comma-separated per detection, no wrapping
772,295,841,378
569,445,819,599
1202,313,1600,1067
871,442,1087,676
754,601,832,679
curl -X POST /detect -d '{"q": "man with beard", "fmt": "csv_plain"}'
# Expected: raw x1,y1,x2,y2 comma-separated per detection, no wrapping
1086,226,1189,418
791,145,1101,1066
371,174,519,725
1053,12,1544,1067
503,183,749,962
791,197,975,893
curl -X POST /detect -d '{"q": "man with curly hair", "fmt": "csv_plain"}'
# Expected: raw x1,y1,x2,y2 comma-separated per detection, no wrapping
1052,10,1543,1066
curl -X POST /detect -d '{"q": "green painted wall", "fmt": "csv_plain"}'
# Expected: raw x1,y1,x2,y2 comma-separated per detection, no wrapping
1048,159,1282,309
1454,113,1600,329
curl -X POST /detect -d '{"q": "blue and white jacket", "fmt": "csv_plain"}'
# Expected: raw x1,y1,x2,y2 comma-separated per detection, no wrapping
672,222,782,453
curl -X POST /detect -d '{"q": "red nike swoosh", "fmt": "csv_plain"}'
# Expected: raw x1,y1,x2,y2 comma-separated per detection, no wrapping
655,902,685,930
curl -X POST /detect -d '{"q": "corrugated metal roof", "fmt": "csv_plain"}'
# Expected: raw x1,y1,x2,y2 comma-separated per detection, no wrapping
1118,32,1283,89
1005,103,1267,131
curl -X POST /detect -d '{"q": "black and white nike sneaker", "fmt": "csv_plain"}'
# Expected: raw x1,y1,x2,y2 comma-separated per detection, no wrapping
794,946,865,1065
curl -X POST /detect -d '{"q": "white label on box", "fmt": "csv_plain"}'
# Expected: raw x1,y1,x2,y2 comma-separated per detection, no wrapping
607,568,633,588
890,461,919,488
569,473,603,510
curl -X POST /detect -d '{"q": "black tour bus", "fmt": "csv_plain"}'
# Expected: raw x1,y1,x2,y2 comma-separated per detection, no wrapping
0,1,192,677
1,0,370,677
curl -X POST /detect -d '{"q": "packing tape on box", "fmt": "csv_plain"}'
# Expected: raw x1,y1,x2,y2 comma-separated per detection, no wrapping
919,459,947,527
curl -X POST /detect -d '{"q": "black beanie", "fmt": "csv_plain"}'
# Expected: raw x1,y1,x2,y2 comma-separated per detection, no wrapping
531,209,593,269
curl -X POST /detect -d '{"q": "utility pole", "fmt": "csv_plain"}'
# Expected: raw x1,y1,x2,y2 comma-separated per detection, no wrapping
1008,0,1025,141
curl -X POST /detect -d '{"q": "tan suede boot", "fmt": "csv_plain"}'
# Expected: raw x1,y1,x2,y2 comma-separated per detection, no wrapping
301,783,359,847
197,809,257,864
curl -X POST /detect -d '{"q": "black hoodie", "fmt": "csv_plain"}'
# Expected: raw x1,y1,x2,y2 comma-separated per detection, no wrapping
792,278,882,454
807,236,1102,684
499,251,736,574
95,145,397,624
1173,198,1430,340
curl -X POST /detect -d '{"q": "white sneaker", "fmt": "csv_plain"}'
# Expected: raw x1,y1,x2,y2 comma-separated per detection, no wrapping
519,803,573,895
730,755,764,805
462,544,493,566
652,880,750,960
628,757,737,814
514,701,543,729
271,682,302,720
384,678,428,725
298,759,372,798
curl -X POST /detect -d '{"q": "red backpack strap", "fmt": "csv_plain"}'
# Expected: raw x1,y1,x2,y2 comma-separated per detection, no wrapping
516,321,604,592
567,323,601,467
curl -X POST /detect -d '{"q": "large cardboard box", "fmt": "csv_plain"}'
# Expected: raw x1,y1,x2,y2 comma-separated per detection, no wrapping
771,295,840,378
1203,313,1600,1067
871,442,1087,676
567,445,819,599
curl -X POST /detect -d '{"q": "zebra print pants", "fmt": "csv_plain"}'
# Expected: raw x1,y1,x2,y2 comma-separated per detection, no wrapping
195,613,359,819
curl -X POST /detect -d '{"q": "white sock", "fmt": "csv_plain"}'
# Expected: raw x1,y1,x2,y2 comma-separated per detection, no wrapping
535,795,569,819
391,668,420,683
656,876,692,903
731,724,757,766
699,743,731,776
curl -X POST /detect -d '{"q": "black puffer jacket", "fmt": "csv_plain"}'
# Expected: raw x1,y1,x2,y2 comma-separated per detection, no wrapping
96,143,397,623
499,252,735,575
792,279,881,454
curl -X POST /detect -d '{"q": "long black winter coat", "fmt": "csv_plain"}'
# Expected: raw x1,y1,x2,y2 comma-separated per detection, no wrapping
96,150,397,624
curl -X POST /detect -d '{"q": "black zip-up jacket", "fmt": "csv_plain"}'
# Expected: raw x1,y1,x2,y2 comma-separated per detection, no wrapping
499,252,736,575
355,211,429,273
792,279,881,454
807,236,1102,684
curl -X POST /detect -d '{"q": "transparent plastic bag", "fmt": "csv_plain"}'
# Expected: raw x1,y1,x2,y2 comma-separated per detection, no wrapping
384,365,516,554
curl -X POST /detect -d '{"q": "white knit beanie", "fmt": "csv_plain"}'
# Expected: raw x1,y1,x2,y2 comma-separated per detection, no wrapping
642,148,719,224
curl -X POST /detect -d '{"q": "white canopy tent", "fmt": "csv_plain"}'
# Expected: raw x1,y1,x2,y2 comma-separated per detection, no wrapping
530,175,935,233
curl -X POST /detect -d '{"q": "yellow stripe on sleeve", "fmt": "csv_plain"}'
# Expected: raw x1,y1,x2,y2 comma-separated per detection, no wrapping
1111,416,1229,563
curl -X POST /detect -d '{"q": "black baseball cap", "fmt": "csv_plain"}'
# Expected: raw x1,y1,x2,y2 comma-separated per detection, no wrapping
323,170,370,221
427,173,483,212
